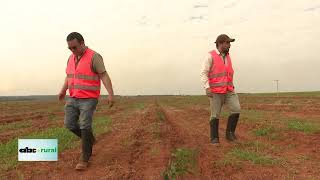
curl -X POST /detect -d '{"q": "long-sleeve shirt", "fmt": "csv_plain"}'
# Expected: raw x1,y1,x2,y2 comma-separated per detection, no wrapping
200,51,227,89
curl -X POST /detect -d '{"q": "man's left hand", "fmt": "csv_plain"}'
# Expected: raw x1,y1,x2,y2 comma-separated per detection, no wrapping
106,95,114,107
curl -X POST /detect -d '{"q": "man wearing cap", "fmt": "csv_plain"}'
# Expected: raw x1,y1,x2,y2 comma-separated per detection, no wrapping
58,32,115,170
200,34,241,144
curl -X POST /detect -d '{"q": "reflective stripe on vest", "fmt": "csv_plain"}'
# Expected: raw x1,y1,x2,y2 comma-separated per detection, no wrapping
209,72,233,79
67,74,99,80
68,84,100,91
209,82,234,87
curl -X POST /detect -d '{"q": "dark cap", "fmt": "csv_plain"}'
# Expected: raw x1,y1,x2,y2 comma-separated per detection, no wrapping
215,34,235,44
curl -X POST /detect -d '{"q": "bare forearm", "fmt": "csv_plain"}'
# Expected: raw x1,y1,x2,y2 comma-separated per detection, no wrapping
100,72,114,96
60,77,68,93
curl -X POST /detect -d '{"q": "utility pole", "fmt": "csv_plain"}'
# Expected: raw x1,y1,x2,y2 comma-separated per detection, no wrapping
273,80,279,96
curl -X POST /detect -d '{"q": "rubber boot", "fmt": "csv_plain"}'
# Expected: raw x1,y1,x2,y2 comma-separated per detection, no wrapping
226,113,239,141
70,128,81,138
80,129,94,162
231,113,240,140
210,118,219,144
70,128,96,144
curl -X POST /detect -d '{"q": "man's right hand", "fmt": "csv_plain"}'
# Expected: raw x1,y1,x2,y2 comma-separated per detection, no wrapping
206,88,213,97
58,91,66,101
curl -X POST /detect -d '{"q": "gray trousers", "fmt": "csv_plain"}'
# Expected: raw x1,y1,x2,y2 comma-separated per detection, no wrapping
209,91,241,119
64,97,98,131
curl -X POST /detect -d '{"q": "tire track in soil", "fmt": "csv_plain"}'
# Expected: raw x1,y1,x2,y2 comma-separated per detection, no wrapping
5,103,182,180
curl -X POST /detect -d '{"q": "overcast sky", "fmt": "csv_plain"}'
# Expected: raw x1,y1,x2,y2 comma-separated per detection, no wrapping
1,0,319,96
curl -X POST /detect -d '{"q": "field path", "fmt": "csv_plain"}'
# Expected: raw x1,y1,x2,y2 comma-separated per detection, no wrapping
4,97,320,179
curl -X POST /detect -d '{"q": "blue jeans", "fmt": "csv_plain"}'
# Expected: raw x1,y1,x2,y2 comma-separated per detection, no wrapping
64,97,98,131
64,97,98,162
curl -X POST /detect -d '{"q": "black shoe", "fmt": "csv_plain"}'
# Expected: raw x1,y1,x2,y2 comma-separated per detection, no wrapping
226,113,240,141
210,118,219,144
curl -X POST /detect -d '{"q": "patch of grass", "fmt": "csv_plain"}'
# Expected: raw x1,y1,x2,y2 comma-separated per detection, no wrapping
163,148,198,180
240,109,267,123
287,119,320,133
223,141,285,166
132,103,145,109
246,141,284,154
0,116,112,172
214,153,242,168
253,126,275,136
242,141,266,152
92,116,112,135
217,141,285,167
240,140,282,154
0,121,32,133
0,139,19,171
230,148,279,165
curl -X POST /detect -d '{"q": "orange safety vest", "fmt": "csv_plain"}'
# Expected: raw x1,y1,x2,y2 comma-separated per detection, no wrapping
66,48,101,98
208,50,234,94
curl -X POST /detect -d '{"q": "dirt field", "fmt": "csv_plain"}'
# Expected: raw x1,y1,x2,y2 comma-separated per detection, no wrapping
1,93,320,179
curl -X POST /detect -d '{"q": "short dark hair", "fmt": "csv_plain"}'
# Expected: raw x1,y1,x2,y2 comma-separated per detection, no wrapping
66,32,84,43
